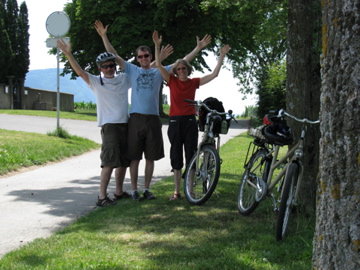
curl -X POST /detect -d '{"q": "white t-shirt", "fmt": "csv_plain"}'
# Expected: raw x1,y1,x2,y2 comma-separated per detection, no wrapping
87,72,130,127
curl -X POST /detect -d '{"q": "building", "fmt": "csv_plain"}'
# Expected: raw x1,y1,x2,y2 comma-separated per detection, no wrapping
0,78,73,111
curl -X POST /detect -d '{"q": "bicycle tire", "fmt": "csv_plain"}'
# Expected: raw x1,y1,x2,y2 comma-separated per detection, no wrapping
237,148,269,215
276,162,299,241
184,144,220,205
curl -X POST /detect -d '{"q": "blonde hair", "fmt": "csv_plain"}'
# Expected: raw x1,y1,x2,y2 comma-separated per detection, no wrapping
172,59,193,76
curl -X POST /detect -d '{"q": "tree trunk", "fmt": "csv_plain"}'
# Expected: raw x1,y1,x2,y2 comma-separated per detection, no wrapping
286,0,321,212
312,0,360,268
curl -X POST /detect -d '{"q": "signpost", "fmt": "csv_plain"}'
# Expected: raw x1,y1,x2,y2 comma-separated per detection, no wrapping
45,11,71,130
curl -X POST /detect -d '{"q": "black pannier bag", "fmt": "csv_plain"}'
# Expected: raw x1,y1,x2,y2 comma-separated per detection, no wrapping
198,97,228,134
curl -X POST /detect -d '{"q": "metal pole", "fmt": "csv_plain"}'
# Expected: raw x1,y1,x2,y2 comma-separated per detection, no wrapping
56,47,60,129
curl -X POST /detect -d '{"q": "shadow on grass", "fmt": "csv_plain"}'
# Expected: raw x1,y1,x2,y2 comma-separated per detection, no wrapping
74,112,97,117
47,176,313,269
1,134,313,269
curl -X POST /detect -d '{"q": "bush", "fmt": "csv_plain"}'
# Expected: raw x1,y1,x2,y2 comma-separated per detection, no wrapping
74,102,97,110
47,127,71,139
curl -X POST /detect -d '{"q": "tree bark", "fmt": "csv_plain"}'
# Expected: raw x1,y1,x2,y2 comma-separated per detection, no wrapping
313,0,360,268
286,0,321,212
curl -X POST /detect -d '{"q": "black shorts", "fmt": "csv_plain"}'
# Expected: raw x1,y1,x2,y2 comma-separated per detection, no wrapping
127,113,164,161
100,123,130,168
167,115,198,170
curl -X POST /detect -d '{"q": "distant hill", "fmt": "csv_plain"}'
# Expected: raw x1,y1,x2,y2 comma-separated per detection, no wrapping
25,68,96,103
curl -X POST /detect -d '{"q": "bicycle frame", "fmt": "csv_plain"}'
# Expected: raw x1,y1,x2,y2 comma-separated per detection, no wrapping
194,112,221,172
238,109,319,239
184,99,233,205
264,129,305,208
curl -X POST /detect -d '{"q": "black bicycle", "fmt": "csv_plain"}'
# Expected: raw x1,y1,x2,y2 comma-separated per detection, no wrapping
237,109,319,240
183,99,233,205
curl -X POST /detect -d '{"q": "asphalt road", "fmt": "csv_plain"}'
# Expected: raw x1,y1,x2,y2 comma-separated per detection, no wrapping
0,114,247,258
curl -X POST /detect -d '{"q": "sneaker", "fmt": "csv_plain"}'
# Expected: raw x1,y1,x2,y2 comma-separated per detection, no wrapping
132,190,140,200
96,196,116,207
113,191,131,201
143,190,156,200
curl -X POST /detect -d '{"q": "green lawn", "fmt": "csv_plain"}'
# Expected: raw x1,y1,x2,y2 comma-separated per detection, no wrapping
0,109,97,121
0,134,314,269
0,107,172,123
0,128,99,175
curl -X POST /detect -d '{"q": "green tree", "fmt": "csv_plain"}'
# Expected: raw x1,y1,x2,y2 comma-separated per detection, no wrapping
62,0,220,76
200,0,287,94
16,2,29,80
62,0,287,115
257,60,286,118
0,1,13,83
0,0,29,83
63,0,224,116
183,0,288,118
3,0,18,77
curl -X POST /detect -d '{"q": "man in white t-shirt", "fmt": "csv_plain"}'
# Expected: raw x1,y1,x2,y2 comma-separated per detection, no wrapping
57,39,131,207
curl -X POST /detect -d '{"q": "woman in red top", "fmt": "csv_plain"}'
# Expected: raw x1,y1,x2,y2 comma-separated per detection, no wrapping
153,31,230,200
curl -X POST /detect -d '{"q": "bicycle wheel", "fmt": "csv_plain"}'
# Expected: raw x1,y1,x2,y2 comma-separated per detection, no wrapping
237,148,269,215
184,144,220,205
276,162,300,241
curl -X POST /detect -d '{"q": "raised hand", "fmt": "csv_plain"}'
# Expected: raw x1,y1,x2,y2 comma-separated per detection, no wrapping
94,20,108,37
220,44,231,56
196,34,212,50
57,39,71,55
159,44,174,61
152,30,162,47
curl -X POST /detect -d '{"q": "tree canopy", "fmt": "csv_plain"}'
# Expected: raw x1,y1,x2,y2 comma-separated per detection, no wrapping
62,0,287,95
0,0,29,83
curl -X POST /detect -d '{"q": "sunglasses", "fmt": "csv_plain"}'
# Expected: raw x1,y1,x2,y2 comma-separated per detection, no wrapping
101,63,116,69
177,67,187,71
137,54,150,59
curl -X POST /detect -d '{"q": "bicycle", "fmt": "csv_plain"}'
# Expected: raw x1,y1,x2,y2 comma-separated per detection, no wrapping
237,109,319,240
183,99,234,205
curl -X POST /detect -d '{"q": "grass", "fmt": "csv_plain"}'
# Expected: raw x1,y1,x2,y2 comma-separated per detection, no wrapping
0,107,172,124
0,128,99,175
0,109,97,122
0,134,314,269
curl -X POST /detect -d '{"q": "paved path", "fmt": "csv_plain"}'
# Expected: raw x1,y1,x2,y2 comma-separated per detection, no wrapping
0,114,247,258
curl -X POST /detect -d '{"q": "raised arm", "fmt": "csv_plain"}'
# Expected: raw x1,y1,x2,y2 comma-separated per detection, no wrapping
199,44,231,86
150,44,174,68
183,34,212,63
152,30,170,82
94,20,125,70
57,39,90,85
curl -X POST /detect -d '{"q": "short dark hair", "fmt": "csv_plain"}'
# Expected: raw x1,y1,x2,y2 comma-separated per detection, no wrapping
135,45,152,57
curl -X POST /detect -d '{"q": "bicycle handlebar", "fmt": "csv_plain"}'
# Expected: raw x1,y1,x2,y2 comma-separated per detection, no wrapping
184,99,233,118
277,109,320,124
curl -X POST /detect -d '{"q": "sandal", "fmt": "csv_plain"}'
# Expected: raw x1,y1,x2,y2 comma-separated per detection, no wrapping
169,193,182,201
96,196,116,207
